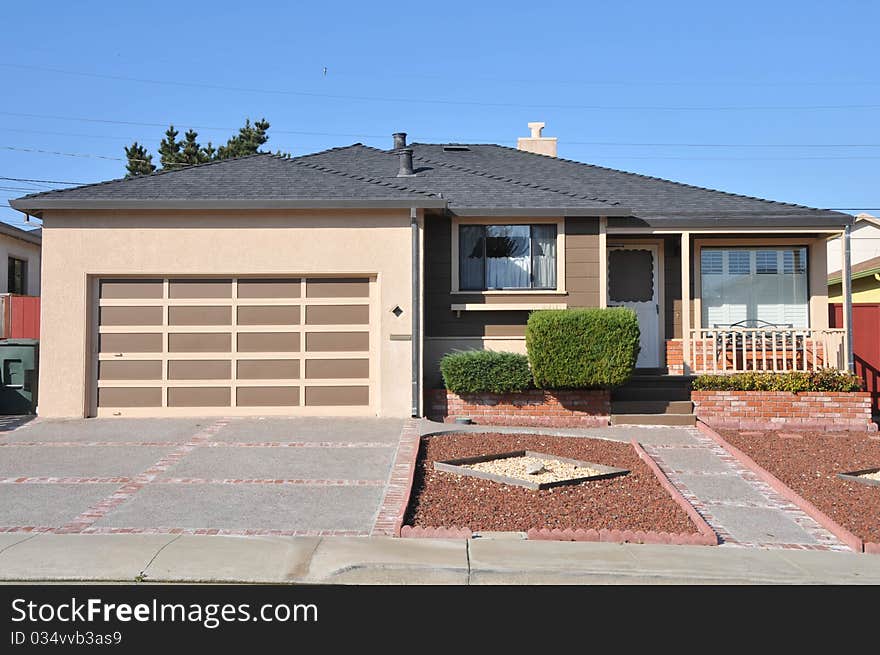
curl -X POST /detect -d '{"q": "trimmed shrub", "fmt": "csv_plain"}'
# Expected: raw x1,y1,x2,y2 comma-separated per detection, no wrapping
692,369,863,393
440,350,533,394
526,308,640,389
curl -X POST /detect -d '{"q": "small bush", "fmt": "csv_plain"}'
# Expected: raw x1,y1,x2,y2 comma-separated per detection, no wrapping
692,369,863,393
526,308,640,389
440,350,533,394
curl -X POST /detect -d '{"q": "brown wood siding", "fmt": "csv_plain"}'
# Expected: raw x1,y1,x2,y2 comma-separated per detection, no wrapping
424,215,600,337
564,218,600,309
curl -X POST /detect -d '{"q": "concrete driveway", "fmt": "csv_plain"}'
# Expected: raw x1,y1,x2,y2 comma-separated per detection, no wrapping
0,416,405,536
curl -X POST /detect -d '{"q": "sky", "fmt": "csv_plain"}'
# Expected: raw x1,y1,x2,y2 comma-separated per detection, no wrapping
1,0,878,230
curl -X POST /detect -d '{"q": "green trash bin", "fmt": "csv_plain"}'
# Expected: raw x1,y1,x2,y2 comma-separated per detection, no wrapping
0,339,39,415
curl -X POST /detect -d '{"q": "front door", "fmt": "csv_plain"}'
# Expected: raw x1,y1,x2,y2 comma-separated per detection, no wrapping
607,245,660,368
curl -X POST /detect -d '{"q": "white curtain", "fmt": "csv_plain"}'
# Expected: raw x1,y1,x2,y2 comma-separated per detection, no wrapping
531,225,557,289
486,225,530,288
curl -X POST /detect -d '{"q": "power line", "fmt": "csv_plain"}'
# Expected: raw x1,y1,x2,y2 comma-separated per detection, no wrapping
0,175,89,185
2,63,880,112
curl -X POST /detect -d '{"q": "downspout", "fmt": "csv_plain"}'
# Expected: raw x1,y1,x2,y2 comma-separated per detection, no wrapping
843,224,854,372
411,207,420,417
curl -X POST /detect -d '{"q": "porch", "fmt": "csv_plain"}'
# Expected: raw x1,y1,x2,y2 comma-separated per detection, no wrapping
602,223,854,376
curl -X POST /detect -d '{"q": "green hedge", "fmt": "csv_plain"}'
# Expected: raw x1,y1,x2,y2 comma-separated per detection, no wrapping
440,350,533,394
525,308,640,389
692,369,863,393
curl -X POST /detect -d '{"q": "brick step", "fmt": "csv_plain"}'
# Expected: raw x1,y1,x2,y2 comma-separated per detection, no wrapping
611,400,693,415
610,413,696,426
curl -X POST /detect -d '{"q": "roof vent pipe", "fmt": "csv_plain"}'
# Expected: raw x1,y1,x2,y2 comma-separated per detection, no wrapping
392,132,407,150
397,148,415,177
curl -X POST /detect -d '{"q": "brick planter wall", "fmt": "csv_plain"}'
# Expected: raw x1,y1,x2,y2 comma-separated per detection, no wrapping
429,389,611,428
692,390,877,432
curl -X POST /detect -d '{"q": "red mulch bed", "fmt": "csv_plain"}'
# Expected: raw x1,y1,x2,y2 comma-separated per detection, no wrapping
721,430,880,544
403,432,698,534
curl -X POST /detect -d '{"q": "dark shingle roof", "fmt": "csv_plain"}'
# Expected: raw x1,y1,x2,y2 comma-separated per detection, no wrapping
9,140,852,227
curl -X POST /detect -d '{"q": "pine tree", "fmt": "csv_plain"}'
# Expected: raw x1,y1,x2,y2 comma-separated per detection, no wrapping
158,125,183,168
180,129,211,165
124,142,156,177
216,118,271,159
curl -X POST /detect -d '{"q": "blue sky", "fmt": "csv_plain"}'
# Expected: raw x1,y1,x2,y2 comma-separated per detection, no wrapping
1,0,878,229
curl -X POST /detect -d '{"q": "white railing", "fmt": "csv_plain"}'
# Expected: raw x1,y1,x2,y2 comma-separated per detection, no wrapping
685,328,846,374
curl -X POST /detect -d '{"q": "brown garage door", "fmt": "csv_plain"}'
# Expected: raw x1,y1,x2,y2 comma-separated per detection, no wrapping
93,277,375,416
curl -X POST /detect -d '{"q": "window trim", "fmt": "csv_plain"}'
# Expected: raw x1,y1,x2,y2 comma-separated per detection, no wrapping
450,217,566,295
7,256,27,295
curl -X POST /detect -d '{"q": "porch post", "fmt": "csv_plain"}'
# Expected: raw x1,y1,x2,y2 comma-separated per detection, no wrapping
681,232,691,374
598,217,607,308
842,224,854,372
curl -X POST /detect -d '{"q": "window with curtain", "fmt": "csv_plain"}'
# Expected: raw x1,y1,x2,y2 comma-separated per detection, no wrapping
700,247,808,328
459,224,557,290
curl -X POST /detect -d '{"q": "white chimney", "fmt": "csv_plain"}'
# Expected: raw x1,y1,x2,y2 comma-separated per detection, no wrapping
516,121,557,157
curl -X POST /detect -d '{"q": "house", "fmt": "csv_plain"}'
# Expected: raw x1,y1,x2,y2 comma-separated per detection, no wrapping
828,214,880,303
0,222,41,296
8,124,855,419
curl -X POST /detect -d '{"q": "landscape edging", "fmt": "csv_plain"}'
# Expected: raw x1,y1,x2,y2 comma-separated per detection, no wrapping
695,421,868,554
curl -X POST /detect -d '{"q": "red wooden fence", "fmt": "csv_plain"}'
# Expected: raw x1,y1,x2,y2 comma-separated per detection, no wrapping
830,303,880,412
1,295,40,339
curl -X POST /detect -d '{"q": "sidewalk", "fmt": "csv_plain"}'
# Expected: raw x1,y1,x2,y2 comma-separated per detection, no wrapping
1,533,879,584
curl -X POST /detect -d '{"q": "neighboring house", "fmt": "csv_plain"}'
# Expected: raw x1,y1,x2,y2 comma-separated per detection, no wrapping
828,214,880,302
9,124,855,419
0,222,41,296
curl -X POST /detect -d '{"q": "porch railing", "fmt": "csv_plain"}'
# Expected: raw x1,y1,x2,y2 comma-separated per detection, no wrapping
685,328,846,374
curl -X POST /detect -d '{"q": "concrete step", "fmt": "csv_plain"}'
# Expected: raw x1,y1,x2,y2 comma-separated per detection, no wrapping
611,400,693,415
612,387,692,402
610,413,696,427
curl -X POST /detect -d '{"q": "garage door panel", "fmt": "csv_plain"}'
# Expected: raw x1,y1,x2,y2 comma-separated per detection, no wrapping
237,360,300,380
100,306,163,326
237,386,300,407
305,386,370,406
167,387,231,407
237,306,300,325
100,279,163,299
168,306,232,326
168,360,232,380
305,332,369,352
98,361,163,380
238,279,301,298
306,278,369,298
95,276,374,415
100,333,163,353
238,332,300,352
169,279,232,298
168,333,232,353
305,359,369,379
98,387,162,408
305,305,369,325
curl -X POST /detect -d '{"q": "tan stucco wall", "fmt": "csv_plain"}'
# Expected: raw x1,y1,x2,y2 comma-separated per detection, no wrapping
38,209,414,418
0,232,41,295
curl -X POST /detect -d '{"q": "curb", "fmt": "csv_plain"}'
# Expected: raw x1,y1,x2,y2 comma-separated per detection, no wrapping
400,526,472,539
696,421,869,554
630,439,720,546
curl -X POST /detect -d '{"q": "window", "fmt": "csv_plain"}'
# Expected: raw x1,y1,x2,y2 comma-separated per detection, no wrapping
7,257,26,295
700,247,808,328
459,224,557,290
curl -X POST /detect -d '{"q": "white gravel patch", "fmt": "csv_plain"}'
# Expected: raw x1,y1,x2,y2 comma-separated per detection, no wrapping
858,470,880,481
463,456,602,484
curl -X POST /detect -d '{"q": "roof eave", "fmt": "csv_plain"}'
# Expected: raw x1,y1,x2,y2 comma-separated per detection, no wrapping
9,198,448,215
450,206,633,217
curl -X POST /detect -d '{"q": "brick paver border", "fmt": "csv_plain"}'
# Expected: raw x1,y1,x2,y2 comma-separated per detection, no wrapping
371,419,421,537
696,421,868,553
